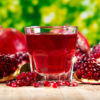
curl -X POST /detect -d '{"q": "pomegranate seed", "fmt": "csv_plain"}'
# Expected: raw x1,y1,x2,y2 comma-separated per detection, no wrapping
81,70,84,74
27,72,32,76
56,81,61,86
11,82,17,87
72,82,78,87
21,72,26,78
24,82,30,86
76,69,81,76
44,81,51,87
33,82,40,87
57,81,65,86
16,75,21,80
17,80,22,86
33,72,37,78
87,72,92,77
52,82,57,88
6,81,12,86
3,72,8,77
26,77,31,81
85,67,89,72
65,81,70,86
12,67,16,71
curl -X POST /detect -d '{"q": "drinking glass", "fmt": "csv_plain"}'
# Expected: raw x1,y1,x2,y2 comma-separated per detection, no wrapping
25,26,78,82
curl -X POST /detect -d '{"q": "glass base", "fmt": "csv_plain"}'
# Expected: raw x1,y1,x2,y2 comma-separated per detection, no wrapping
36,71,72,82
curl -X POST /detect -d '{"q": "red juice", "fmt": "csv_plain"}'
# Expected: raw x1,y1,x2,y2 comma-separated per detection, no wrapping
26,34,77,74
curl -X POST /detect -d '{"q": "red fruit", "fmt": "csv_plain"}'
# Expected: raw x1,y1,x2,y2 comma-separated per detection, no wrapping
56,81,65,86
6,81,12,86
44,81,51,87
75,32,90,57
0,52,29,82
11,82,17,87
6,72,37,87
52,82,58,88
74,53,100,84
17,80,22,86
56,81,61,86
72,81,78,87
33,82,40,87
65,81,70,86
16,75,22,80
90,43,100,61
0,27,27,54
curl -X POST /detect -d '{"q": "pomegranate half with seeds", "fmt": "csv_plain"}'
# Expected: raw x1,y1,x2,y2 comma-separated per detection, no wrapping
0,52,29,82
74,53,100,84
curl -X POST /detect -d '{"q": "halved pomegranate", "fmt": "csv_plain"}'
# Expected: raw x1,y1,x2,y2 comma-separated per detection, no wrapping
74,53,100,84
0,27,27,54
0,52,29,82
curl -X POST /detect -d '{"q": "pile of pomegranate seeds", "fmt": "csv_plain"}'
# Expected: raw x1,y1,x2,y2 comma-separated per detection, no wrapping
6,72,37,87
6,72,78,88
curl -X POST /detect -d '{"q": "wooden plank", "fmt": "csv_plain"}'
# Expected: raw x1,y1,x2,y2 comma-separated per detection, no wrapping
59,84,100,100
0,83,100,100
0,84,64,100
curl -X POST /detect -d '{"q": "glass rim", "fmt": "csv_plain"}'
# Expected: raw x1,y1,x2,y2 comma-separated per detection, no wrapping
25,26,78,35
25,26,78,29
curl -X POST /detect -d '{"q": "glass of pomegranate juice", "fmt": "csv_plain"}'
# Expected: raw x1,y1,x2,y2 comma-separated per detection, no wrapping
25,26,78,82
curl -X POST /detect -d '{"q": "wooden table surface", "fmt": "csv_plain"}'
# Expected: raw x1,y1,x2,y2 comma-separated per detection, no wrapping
0,83,100,100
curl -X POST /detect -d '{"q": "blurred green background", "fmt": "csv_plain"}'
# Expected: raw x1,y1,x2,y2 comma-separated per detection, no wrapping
0,0,100,46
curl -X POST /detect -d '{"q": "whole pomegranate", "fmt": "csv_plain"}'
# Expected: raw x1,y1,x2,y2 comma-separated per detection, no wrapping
0,27,27,54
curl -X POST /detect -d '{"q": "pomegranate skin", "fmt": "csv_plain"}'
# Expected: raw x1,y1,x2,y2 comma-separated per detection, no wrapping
0,28,27,54
75,31,90,57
